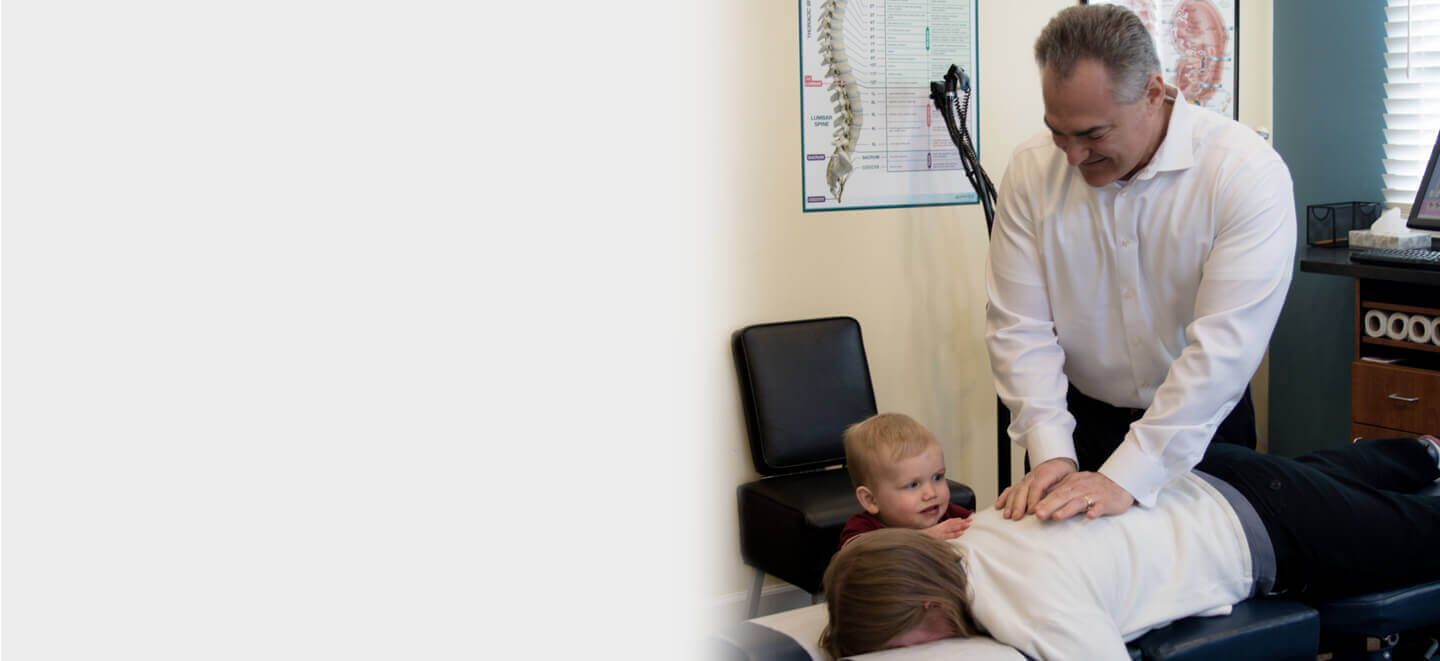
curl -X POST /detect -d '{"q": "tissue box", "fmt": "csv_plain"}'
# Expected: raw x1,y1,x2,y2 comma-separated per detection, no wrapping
1307,202,1383,246
1348,230,1433,250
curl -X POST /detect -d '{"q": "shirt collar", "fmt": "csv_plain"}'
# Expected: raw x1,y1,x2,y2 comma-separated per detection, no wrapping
1128,88,1195,182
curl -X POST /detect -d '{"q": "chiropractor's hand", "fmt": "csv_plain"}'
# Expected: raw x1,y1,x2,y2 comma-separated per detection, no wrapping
995,457,1076,520
1033,471,1136,521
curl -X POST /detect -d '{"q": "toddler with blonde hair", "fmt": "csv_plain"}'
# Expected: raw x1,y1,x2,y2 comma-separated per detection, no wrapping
837,413,971,548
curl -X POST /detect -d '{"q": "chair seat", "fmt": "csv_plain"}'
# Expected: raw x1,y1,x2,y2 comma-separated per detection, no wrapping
738,468,976,594
1126,599,1319,661
1315,580,1440,638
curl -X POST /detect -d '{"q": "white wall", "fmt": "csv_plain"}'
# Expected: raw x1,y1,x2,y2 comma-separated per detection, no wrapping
707,0,1276,619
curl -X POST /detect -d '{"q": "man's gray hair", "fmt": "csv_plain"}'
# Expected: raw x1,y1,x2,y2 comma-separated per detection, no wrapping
1033,4,1160,104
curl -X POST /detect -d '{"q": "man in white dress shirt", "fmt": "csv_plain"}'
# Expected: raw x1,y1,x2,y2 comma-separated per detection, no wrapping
987,4,1295,521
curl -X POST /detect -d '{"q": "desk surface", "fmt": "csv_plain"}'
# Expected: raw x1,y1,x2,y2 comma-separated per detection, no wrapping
1298,245,1440,286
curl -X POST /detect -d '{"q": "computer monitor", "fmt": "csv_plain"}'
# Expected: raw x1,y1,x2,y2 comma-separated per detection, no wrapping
1408,130,1440,234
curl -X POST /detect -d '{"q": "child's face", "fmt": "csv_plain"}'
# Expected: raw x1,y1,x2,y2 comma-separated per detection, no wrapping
862,445,950,529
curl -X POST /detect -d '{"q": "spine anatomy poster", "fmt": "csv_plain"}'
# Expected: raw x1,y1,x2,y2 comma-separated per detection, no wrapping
801,0,979,212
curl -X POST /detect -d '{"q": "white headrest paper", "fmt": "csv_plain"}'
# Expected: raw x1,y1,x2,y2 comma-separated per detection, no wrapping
748,603,1025,660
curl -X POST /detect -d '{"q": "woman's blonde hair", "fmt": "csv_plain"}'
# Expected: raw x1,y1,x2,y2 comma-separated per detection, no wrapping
818,528,978,658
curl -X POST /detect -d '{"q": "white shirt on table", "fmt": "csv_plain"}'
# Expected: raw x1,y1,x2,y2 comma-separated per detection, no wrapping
957,472,1255,660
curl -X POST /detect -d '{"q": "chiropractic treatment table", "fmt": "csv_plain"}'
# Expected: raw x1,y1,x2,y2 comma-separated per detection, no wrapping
710,597,1321,660
713,528,1440,660
720,317,1440,658
713,583,1440,660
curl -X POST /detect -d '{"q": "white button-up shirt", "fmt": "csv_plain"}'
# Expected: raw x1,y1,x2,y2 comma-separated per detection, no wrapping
986,95,1295,506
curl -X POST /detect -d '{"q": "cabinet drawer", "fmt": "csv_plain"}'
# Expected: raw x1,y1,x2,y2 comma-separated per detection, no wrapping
1352,422,1414,442
1351,362,1440,434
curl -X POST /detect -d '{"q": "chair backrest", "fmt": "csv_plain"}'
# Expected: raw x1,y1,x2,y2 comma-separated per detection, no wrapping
732,316,878,476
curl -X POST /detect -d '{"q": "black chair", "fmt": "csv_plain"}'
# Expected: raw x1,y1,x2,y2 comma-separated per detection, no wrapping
732,316,975,616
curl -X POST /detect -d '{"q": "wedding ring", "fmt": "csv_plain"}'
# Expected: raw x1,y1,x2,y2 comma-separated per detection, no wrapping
1083,495,1095,509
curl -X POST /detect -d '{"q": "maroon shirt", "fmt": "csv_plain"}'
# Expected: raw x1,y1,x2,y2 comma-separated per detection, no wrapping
837,502,973,549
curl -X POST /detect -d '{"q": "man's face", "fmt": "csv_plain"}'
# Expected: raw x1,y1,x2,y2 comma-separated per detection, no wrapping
1041,58,1165,187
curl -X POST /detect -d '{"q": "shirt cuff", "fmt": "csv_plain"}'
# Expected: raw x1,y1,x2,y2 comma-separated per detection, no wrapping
1098,437,1168,507
1022,425,1078,469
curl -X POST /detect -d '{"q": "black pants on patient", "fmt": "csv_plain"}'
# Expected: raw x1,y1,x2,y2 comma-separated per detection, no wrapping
1196,439,1440,600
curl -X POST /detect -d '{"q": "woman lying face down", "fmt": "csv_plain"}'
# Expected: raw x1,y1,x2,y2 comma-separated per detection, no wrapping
818,530,977,656
817,470,1262,661
819,437,1440,660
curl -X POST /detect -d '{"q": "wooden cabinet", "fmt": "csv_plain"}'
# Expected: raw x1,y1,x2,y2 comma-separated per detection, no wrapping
1349,279,1440,440
1351,363,1440,434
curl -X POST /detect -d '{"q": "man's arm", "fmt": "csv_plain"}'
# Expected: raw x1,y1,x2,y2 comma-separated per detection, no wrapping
986,149,1086,517
986,151,1078,472
1099,154,1296,507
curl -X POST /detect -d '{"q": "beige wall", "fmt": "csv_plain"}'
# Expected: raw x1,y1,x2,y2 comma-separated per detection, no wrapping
707,0,1275,611
1238,0,1275,451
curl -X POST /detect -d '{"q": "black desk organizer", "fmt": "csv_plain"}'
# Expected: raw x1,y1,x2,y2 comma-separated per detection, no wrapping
1306,201,1382,247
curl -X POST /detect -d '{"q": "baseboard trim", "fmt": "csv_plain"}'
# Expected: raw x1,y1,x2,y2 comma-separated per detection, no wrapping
709,579,815,626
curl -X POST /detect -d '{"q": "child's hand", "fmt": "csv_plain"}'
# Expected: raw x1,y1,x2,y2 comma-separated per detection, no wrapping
922,516,971,540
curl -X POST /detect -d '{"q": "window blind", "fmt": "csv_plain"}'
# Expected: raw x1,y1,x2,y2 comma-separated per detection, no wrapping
1384,0,1440,209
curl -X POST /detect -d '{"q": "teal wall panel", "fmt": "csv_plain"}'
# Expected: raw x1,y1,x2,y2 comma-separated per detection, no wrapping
1269,0,1386,455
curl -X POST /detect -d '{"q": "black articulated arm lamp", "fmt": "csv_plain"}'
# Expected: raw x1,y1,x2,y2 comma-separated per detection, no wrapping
930,64,1011,491
930,64,998,233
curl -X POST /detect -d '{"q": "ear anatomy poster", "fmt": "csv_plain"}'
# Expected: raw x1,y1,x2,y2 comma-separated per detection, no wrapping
1086,0,1237,118
801,0,979,212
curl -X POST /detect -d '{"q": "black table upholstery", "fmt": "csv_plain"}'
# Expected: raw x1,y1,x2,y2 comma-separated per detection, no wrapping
1313,482,1440,645
1316,580,1440,638
1127,599,1319,661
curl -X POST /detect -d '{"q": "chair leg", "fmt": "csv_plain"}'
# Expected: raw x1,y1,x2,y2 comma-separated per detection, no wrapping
747,568,765,618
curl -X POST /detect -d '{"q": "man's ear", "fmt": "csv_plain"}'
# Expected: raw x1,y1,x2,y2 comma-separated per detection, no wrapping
1144,73,1167,108
856,486,880,515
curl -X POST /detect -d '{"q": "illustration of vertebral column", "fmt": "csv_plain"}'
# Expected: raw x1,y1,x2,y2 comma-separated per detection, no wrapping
818,0,861,203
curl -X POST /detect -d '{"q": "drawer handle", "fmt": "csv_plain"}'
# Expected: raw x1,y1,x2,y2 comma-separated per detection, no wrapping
1388,393,1421,403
